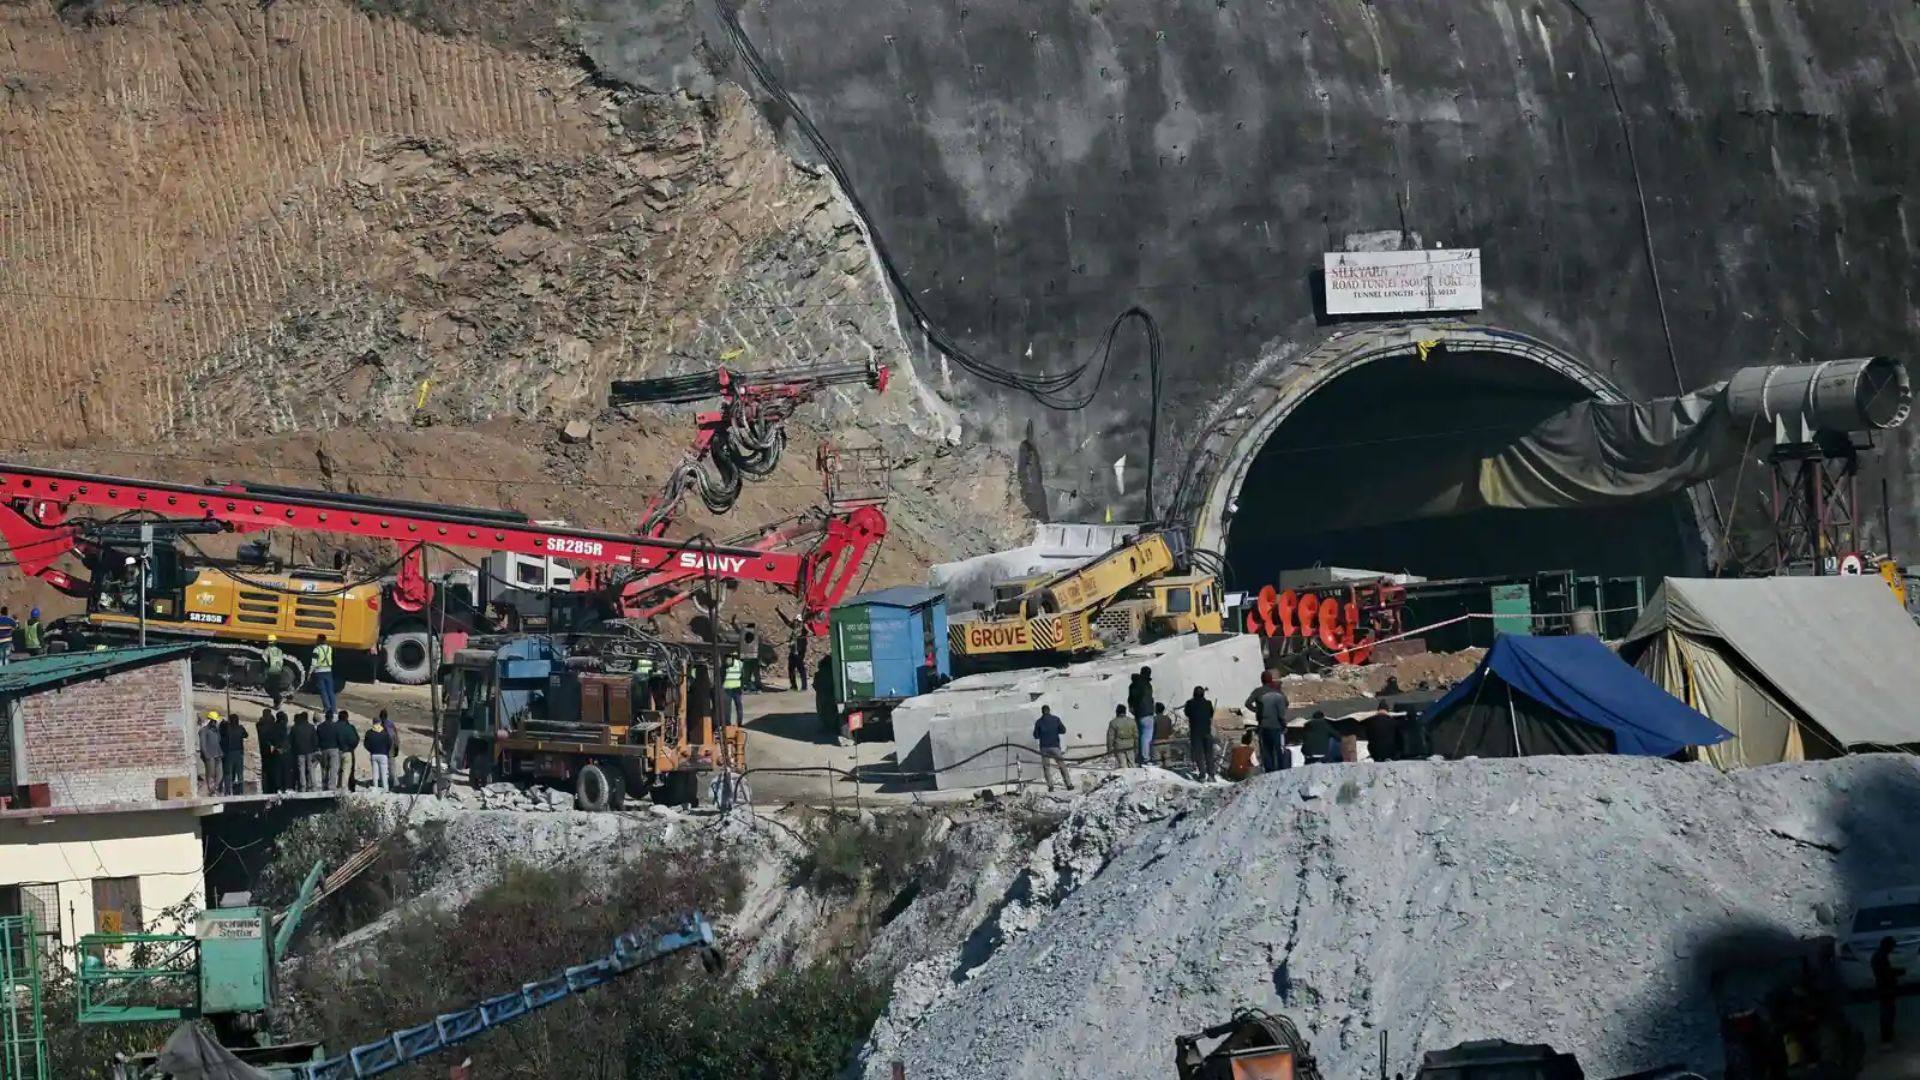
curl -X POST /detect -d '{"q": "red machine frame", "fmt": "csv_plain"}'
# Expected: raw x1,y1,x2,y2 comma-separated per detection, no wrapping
0,463,885,633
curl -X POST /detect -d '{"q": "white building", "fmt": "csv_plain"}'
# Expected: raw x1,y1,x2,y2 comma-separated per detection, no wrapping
0,646,214,961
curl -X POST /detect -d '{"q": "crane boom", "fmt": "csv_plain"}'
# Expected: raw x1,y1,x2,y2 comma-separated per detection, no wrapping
0,462,884,627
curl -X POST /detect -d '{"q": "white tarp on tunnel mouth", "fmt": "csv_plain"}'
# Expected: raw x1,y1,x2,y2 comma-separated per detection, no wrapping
1620,575,1920,759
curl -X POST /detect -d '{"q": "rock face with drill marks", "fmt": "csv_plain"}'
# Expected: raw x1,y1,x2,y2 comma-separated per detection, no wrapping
861,756,1920,1079
0,1,928,444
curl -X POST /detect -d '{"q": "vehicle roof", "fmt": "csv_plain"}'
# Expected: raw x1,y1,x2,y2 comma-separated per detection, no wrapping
0,644,195,696
837,585,945,610
1854,887,1920,909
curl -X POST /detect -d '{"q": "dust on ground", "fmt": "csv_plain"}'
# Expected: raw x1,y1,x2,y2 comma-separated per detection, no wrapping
857,756,1920,1079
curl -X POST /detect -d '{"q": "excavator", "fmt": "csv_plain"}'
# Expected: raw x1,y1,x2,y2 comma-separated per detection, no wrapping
948,528,1226,671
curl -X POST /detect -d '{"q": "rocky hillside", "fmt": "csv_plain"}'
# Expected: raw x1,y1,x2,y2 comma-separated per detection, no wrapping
1,0,944,442
0,0,1018,606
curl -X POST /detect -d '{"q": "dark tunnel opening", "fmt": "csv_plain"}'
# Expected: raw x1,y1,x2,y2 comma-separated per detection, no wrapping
1222,351,1708,590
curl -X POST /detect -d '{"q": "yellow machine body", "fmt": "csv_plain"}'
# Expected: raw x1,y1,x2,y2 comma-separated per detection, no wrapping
87,564,382,652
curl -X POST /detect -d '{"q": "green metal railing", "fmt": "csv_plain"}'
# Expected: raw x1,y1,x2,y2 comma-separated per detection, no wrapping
0,914,49,1080
74,933,200,1025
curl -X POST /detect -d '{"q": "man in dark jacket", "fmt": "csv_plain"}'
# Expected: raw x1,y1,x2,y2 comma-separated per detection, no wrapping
1183,687,1217,781
1031,705,1074,792
198,713,224,796
1362,705,1401,762
291,712,319,792
787,633,809,690
316,712,342,792
1874,936,1906,1044
255,709,281,795
1128,667,1156,766
335,711,360,791
1246,670,1291,773
274,711,297,792
1302,711,1340,764
365,712,395,791
218,713,248,795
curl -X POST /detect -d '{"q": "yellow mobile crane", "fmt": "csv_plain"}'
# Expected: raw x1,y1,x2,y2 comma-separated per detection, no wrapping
949,529,1224,669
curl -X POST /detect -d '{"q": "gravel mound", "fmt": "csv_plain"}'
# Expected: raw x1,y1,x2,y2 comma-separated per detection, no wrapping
863,755,1920,1079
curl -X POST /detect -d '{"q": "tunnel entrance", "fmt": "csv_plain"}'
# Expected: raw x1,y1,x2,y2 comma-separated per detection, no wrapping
1219,347,1708,590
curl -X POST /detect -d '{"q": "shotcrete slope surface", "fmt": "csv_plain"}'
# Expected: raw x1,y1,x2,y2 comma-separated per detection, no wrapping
867,756,1920,1079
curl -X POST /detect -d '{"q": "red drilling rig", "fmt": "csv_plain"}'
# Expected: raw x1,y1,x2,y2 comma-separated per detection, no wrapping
0,359,894,685
601,358,892,627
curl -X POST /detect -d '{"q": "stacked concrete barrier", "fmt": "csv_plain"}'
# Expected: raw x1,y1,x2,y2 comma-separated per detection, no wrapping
889,635,1266,789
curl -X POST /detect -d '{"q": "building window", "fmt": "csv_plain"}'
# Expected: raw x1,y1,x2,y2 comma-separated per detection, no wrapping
92,877,143,936
0,882,64,960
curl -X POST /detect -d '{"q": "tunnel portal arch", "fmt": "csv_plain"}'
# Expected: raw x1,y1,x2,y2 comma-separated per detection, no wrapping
1176,322,1713,586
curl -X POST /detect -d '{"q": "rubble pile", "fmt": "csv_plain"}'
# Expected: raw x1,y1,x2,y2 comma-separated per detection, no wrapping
452,782,581,813
861,755,1920,1079
1278,647,1486,707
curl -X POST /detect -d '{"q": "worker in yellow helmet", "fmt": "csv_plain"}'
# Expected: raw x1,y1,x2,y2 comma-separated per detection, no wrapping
263,634,287,707
198,711,224,796
312,634,336,716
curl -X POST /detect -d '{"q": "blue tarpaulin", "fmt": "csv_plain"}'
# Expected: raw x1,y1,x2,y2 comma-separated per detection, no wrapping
1425,634,1731,758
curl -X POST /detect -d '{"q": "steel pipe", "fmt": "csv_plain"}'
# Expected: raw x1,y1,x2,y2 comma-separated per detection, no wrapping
1725,356,1912,437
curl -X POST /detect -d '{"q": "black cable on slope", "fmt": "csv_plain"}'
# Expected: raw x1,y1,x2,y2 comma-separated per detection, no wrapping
715,2,1161,412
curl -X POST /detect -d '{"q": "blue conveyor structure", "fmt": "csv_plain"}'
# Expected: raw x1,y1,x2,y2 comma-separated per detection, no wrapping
285,913,717,1079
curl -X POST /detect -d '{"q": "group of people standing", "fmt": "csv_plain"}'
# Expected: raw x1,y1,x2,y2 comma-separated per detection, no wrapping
1030,664,1411,790
197,707,398,796
1027,665,1215,790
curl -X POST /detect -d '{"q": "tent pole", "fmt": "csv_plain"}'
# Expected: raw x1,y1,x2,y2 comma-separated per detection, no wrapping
1507,683,1523,757
1452,663,1493,758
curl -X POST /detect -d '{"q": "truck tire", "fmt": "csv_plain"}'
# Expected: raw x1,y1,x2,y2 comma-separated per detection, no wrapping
605,767,629,811
575,763,614,812
381,628,436,686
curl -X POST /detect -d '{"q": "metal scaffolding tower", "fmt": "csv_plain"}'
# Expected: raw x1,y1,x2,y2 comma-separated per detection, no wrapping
0,913,50,1080
1769,439,1862,575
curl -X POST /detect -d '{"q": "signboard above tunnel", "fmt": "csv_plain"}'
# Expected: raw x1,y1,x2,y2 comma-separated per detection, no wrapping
1323,248,1483,315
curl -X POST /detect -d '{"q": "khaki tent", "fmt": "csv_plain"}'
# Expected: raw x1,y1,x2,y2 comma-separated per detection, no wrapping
1620,576,1920,768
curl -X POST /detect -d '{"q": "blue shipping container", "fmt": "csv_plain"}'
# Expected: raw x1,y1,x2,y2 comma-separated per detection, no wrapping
829,586,950,706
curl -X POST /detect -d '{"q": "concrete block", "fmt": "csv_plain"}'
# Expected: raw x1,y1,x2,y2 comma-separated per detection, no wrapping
907,634,1269,789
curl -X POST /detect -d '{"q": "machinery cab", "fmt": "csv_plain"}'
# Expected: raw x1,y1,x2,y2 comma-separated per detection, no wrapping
80,535,382,654
84,539,189,622
1175,1010,1319,1080
989,575,1049,619
1144,574,1225,637
437,549,580,630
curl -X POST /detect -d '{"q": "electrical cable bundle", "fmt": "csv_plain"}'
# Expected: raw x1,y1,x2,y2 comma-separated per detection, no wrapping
637,413,788,535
